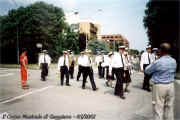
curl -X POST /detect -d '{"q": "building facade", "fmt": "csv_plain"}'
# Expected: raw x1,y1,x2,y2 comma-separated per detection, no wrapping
99,34,129,48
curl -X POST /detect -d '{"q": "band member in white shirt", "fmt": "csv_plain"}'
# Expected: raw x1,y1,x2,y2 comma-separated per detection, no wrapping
57,51,71,86
151,48,158,62
124,48,132,93
95,53,103,78
101,51,108,79
38,50,51,81
105,52,114,87
77,51,84,81
81,50,98,91
109,46,126,99
140,45,152,92
69,51,75,79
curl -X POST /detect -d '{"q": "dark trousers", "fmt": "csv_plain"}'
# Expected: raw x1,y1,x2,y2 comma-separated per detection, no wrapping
143,64,151,90
60,66,69,85
114,68,124,96
41,63,48,81
111,68,116,80
102,66,109,79
98,62,102,78
77,65,83,81
69,65,74,79
82,66,97,90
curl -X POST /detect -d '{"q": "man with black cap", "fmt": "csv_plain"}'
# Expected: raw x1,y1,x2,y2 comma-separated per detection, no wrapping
57,51,71,86
81,49,98,91
109,45,126,99
38,50,51,81
140,45,152,92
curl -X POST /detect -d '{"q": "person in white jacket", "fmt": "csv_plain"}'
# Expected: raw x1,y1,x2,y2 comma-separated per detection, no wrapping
105,52,114,87
123,48,132,92
140,45,153,92
38,50,51,81
57,51,70,86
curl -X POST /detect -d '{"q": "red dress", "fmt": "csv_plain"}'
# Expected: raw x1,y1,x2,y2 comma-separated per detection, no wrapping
20,52,28,87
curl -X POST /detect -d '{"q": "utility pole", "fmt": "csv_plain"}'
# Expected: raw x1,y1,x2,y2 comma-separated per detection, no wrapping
11,0,19,64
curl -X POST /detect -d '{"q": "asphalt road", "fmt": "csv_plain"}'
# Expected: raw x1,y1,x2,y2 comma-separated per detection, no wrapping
0,67,179,120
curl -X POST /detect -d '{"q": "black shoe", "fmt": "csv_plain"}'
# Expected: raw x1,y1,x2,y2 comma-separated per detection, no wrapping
93,88,99,91
61,84,64,86
146,88,151,92
82,87,85,89
66,84,71,86
120,96,126,100
114,93,119,96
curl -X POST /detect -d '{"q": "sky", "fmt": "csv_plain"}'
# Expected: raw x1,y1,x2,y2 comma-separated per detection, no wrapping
0,0,149,51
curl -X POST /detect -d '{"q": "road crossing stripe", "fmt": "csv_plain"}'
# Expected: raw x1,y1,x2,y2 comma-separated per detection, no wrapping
0,73,14,77
0,86,53,104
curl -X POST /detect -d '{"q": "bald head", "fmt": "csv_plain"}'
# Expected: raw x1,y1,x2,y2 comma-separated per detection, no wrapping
160,43,171,55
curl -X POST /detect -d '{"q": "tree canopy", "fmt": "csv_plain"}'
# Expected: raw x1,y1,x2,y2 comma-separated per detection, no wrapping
88,38,109,54
0,2,79,63
143,0,179,48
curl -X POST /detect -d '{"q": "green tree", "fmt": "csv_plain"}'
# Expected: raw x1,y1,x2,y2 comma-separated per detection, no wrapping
0,2,79,63
88,38,109,54
143,0,179,70
143,0,179,48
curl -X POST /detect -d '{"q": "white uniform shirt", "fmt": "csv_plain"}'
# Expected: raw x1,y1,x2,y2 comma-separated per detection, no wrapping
102,55,109,67
124,54,131,70
81,55,93,67
57,55,69,70
95,55,102,65
38,54,51,66
77,56,84,66
109,52,126,72
140,51,153,70
151,53,158,63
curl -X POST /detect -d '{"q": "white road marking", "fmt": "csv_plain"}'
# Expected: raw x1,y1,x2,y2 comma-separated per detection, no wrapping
0,73,14,77
0,86,53,104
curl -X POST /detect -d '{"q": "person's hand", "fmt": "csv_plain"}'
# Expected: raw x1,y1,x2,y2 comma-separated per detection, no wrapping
123,73,126,78
109,72,112,76
140,69,144,72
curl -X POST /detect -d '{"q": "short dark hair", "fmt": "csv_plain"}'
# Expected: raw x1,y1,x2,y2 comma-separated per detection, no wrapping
22,48,27,53
160,43,171,54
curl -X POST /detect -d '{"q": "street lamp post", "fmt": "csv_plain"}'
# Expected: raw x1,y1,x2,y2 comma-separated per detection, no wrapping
85,23,88,50
16,26,19,64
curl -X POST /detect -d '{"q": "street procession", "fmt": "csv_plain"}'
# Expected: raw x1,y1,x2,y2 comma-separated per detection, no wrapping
0,0,179,120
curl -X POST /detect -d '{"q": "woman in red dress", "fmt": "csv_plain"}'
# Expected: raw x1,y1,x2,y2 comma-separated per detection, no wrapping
20,48,29,89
